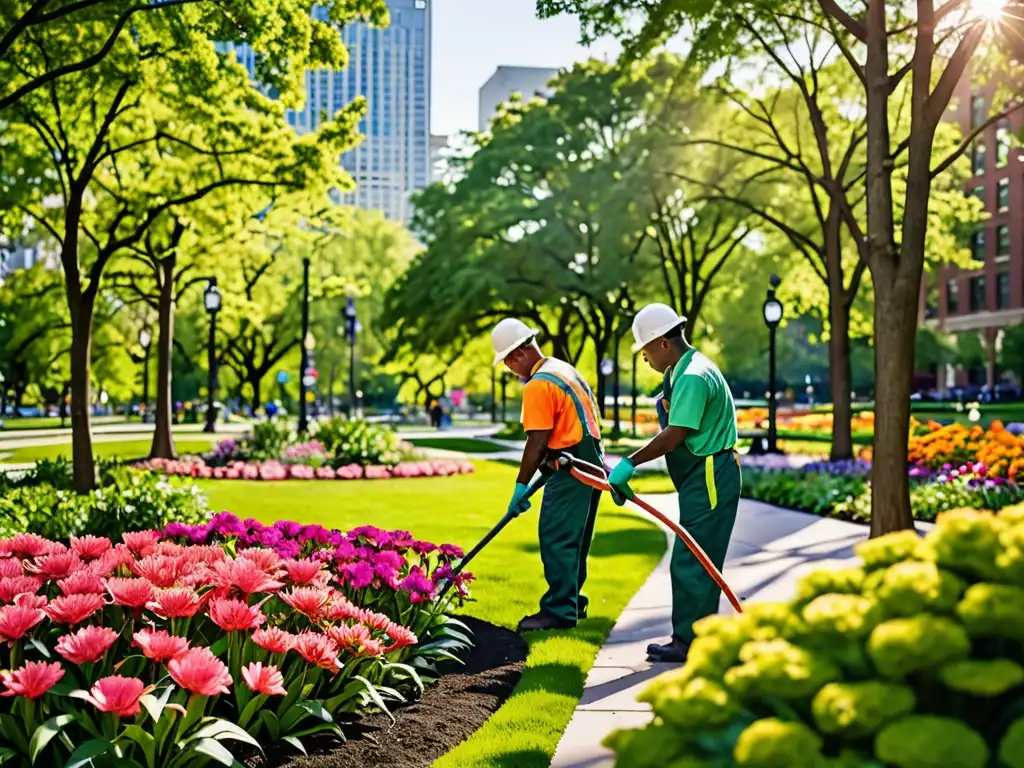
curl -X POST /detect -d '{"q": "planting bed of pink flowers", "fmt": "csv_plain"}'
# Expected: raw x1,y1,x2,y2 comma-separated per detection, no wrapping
137,455,476,482
0,516,479,767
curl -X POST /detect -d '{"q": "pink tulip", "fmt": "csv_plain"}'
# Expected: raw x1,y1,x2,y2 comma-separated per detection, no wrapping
55,626,118,664
0,601,45,640
82,676,150,717
207,597,267,632
133,629,189,663
168,647,232,696
106,578,156,609
0,661,64,699
251,627,295,654
44,593,105,625
241,662,286,696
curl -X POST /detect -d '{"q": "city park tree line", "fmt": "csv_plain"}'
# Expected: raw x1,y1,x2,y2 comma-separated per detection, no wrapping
386,0,1024,535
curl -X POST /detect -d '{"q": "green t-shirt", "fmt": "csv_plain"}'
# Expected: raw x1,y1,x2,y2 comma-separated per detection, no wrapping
667,349,738,456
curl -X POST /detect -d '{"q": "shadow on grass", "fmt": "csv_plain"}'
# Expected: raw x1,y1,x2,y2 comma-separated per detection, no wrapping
481,748,554,768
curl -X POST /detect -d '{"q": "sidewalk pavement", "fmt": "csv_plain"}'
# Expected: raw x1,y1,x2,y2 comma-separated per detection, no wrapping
550,498,932,768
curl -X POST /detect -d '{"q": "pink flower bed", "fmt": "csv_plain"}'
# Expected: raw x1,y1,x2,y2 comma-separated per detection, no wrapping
136,455,476,481
0,526,472,766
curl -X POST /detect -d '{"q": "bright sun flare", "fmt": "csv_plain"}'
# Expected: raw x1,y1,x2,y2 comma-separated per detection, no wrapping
973,0,1007,20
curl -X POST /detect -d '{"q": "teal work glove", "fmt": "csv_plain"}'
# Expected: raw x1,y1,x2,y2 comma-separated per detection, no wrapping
608,458,636,504
507,482,532,517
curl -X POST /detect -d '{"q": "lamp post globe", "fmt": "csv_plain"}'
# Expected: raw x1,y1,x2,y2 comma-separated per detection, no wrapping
763,274,784,454
203,279,221,433
138,329,152,423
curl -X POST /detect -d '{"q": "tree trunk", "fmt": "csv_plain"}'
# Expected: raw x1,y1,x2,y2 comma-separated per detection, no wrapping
251,375,262,413
69,300,95,493
149,257,177,460
828,298,854,461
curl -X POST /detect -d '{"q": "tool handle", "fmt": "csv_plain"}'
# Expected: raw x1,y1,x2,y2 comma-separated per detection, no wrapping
557,453,744,614
439,472,551,599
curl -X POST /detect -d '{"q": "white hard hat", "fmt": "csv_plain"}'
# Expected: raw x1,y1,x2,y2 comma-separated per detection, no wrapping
491,318,539,366
632,303,686,352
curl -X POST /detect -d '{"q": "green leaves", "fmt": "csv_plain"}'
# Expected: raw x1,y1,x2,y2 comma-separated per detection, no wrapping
29,714,75,765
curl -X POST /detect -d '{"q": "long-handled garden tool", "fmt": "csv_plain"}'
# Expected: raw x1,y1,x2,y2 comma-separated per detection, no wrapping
554,453,744,614
437,471,552,600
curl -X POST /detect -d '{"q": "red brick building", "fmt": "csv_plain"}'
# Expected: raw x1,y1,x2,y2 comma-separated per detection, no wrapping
927,73,1024,390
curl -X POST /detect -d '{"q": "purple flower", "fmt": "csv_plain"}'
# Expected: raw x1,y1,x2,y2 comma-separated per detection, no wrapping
411,540,437,556
333,541,357,563
373,551,405,571
390,530,414,549
348,526,384,543
163,522,193,539
243,519,265,533
373,562,401,589
211,512,246,537
399,567,435,604
274,540,301,560
431,563,453,584
300,525,330,545
437,544,464,559
344,561,375,590
274,521,303,538
355,546,376,561
187,524,213,544
259,529,284,548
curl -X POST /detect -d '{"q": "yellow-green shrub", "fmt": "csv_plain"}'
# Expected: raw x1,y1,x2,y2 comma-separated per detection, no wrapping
604,507,1024,767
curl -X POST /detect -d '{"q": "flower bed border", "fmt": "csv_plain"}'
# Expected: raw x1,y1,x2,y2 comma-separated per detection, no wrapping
136,456,476,482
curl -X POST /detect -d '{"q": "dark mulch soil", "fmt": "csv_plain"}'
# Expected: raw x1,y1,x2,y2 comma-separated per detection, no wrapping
260,617,527,768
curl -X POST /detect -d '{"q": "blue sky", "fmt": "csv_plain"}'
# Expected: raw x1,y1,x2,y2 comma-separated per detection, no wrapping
430,0,618,135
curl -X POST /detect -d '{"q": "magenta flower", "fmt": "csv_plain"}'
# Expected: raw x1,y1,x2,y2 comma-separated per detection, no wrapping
344,562,374,590
399,567,435,604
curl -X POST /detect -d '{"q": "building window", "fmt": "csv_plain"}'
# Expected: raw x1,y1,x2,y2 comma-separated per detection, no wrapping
972,141,986,175
972,95,985,128
998,178,1010,212
415,0,426,7
972,185,985,206
997,120,1011,167
998,272,1012,309
972,229,986,262
997,224,1011,261
948,279,960,314
970,276,987,311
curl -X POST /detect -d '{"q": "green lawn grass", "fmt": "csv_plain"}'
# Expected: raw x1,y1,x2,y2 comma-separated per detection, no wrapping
407,437,508,453
4,438,217,463
198,462,666,768
0,415,129,430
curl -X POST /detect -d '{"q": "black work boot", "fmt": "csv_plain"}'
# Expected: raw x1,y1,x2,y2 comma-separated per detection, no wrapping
516,611,576,633
647,636,690,663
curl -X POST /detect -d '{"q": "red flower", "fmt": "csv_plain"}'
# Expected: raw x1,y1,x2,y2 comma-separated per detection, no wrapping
29,551,82,581
359,610,392,633
250,627,295,654
292,630,340,671
90,545,136,578
132,629,189,662
0,601,45,640
211,558,283,596
133,555,189,588
55,626,119,664
9,534,51,558
327,624,383,658
237,548,283,573
83,676,151,717
325,595,361,622
207,597,267,632
0,576,43,604
167,647,232,696
283,558,325,586
279,586,331,621
147,587,202,618
106,578,156,609
121,531,160,556
241,662,286,696
57,570,105,596
0,661,64,699
44,593,105,625
70,536,113,560
0,559,23,579
385,623,418,651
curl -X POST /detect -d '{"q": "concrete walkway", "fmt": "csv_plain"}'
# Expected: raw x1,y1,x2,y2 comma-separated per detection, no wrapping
550,498,931,768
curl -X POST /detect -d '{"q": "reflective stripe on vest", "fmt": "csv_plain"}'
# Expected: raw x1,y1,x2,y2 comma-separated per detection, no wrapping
531,364,602,441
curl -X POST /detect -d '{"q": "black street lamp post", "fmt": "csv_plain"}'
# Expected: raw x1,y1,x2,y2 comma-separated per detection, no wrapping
344,296,359,416
501,372,509,423
490,367,497,423
631,352,638,438
203,279,221,433
139,329,152,423
298,257,311,434
763,274,784,454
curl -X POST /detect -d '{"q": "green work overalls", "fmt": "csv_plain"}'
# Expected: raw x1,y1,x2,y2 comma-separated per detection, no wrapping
531,363,604,624
660,367,742,643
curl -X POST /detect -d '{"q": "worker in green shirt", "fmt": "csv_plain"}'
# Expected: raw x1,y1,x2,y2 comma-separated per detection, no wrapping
608,303,741,663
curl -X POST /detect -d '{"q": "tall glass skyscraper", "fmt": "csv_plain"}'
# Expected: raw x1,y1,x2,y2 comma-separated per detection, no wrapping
229,1,431,224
